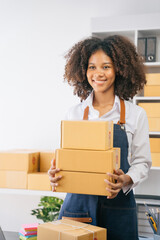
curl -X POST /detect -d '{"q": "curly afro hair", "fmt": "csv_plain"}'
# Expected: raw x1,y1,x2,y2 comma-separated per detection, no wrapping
64,35,146,100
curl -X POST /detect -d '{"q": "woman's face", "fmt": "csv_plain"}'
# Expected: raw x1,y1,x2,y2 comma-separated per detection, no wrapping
86,49,116,94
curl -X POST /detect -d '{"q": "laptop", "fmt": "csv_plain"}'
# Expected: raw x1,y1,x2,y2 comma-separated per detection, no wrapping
0,226,18,240
0,226,6,240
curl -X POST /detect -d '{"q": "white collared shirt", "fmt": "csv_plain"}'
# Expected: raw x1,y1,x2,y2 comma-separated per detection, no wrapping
64,92,152,194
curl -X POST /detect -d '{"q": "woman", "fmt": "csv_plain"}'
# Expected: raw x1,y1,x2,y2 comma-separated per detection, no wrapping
48,35,152,240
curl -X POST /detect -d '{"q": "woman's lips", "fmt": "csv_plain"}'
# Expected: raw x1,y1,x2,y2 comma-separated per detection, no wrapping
92,79,107,84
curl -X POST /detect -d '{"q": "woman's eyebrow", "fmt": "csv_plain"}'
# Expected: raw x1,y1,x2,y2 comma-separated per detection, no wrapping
103,62,113,65
88,62,113,65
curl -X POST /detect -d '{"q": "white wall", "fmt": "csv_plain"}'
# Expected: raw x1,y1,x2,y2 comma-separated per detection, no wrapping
1,0,160,151
0,0,160,233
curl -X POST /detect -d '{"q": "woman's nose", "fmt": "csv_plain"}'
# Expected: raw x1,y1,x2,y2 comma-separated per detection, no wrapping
94,71,105,78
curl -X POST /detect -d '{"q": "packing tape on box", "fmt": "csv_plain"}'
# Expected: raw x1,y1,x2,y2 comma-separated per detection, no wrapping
52,221,95,240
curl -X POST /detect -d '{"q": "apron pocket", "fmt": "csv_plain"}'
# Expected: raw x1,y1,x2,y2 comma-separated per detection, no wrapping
99,206,138,240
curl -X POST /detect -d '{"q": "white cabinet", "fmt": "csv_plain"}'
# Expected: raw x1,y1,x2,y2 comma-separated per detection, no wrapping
91,13,160,196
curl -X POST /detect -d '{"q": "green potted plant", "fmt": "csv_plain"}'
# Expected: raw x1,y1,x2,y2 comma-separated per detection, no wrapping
31,196,63,222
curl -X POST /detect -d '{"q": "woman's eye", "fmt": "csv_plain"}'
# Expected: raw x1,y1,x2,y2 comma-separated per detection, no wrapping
103,66,110,69
88,66,95,69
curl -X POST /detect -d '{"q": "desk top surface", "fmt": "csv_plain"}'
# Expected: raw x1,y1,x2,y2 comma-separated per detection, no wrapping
3,231,154,240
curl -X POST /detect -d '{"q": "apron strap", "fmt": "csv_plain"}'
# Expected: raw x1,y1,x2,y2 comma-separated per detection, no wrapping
83,106,89,120
117,98,126,125
83,98,126,125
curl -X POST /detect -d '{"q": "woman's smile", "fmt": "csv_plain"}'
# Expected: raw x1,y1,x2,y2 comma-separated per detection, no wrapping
92,79,107,85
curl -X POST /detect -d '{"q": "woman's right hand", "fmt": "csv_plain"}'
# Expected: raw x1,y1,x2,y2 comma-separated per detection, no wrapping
48,158,62,191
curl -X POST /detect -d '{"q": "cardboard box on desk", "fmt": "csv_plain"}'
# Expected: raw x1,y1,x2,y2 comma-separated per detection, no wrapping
56,148,120,173
28,173,52,191
0,171,27,189
0,150,39,172
40,151,55,172
61,120,113,150
37,219,106,240
144,73,160,96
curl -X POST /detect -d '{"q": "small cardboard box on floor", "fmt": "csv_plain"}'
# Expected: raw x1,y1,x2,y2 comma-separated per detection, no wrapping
55,148,120,196
37,219,106,240
61,120,113,150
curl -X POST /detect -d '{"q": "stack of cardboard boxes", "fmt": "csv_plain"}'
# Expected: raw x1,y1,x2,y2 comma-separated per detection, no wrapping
0,150,54,190
139,73,160,132
28,151,54,191
0,150,39,189
55,120,120,196
138,73,160,167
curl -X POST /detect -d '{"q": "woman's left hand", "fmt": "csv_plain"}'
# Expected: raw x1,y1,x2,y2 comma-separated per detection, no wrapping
104,169,133,199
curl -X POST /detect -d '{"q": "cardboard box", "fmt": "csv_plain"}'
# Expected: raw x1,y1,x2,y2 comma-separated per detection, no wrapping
151,153,160,167
144,73,160,96
37,219,106,240
56,148,120,173
56,171,112,196
150,138,160,152
146,73,160,85
40,151,55,172
138,103,160,118
0,150,39,172
61,120,113,150
28,173,51,191
148,118,160,132
0,171,27,189
144,85,160,97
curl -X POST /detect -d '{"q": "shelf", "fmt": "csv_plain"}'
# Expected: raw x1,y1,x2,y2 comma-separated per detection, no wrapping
144,62,160,67
0,188,66,199
149,132,160,135
151,167,160,170
134,96,160,101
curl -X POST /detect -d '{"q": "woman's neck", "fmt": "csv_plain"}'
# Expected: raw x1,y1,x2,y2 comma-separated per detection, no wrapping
93,91,115,108
92,91,115,117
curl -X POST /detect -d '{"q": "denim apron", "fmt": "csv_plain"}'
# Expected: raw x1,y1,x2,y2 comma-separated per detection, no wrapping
58,99,138,240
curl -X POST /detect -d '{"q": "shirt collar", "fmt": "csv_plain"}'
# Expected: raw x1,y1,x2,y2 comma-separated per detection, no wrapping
82,91,120,113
